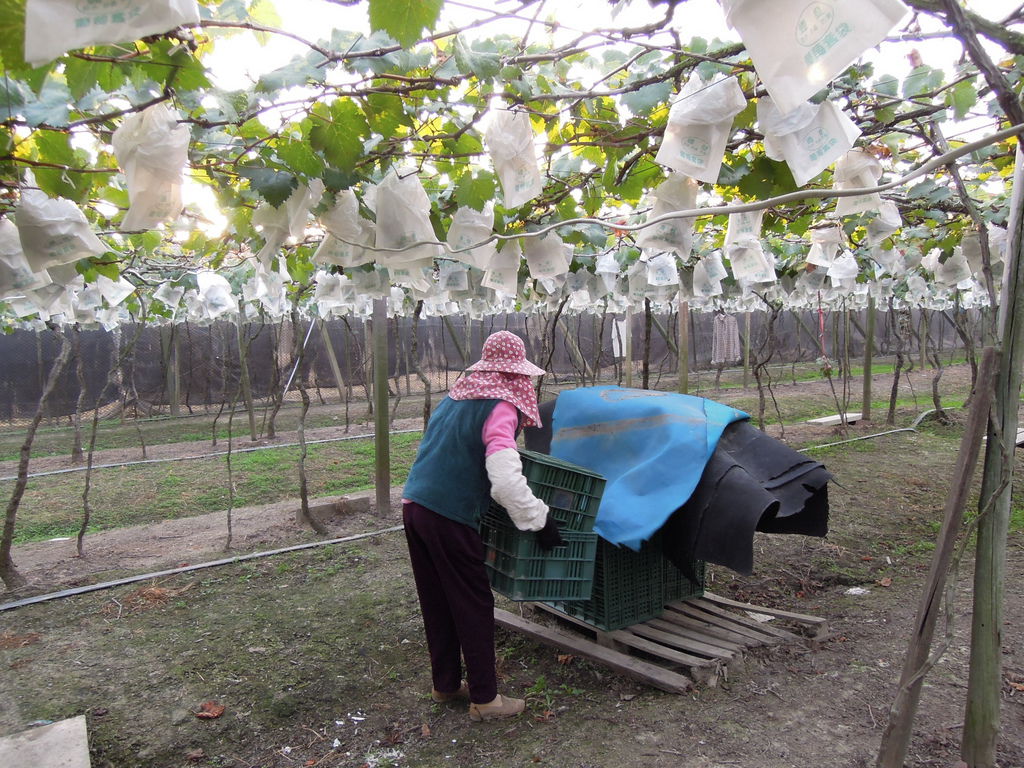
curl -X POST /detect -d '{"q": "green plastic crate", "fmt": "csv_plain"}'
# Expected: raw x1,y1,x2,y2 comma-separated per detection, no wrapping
517,449,605,533
547,537,664,630
664,557,706,602
482,510,597,601
547,537,705,631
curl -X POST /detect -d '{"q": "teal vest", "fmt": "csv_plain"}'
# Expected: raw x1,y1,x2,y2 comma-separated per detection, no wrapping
403,397,502,528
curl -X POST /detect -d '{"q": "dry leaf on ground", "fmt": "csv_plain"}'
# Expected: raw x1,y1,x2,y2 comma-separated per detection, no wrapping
194,701,226,719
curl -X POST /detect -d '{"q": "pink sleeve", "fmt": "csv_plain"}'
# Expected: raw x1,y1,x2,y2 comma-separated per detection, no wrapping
482,401,520,456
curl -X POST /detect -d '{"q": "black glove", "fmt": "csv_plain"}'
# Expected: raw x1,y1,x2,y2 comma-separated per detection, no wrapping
535,516,565,550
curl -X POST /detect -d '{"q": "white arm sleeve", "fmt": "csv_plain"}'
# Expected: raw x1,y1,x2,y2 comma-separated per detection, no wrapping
486,447,549,531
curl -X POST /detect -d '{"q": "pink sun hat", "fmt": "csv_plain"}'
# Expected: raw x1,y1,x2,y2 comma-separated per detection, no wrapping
466,331,545,376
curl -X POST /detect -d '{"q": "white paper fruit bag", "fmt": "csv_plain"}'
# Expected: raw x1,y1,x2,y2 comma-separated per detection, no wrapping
523,232,570,279
374,170,443,264
725,210,774,283
637,173,698,257
315,189,374,268
253,181,323,266
0,218,51,296
15,184,106,272
112,103,190,230
482,240,521,295
656,75,747,183
833,148,883,215
722,0,909,115
758,97,860,186
446,205,497,270
25,0,201,66
485,111,544,209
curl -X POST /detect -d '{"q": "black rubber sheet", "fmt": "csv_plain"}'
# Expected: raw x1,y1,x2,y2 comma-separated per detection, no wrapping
524,397,831,576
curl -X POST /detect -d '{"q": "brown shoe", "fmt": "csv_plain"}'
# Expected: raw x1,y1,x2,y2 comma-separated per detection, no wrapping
468,694,525,722
431,681,470,703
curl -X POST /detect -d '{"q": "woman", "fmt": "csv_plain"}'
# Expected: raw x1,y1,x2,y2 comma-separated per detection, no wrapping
402,331,562,722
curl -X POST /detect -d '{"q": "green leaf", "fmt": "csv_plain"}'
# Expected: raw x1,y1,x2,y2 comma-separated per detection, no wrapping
238,166,298,207
364,92,409,136
30,131,95,202
0,76,27,117
556,195,581,220
323,167,360,191
275,141,325,178
143,41,211,92
0,0,27,71
215,0,250,23
874,74,899,98
612,157,660,202
733,100,757,131
368,0,443,47
946,78,977,120
453,36,501,79
620,81,671,117
309,99,369,172
23,78,71,127
582,185,603,216
257,54,324,93
453,171,496,211
716,157,751,187
249,0,283,45
551,152,582,178
902,65,944,99
740,156,797,199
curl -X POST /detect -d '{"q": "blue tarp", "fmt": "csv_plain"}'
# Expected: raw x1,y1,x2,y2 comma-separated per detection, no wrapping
549,386,748,550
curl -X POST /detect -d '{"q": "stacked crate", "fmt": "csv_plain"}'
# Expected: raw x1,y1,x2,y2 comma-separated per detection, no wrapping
548,535,706,631
482,450,605,602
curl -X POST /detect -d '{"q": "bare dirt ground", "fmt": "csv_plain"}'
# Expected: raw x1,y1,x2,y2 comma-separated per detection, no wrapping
2,365,1023,768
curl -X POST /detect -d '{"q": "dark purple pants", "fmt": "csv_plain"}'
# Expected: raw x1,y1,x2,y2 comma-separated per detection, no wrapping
403,502,497,705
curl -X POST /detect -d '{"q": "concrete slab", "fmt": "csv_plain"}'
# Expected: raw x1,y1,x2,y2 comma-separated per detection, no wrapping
0,716,90,768
806,412,862,426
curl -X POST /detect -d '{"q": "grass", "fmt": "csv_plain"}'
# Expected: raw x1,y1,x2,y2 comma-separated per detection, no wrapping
0,402,376,461
723,391,967,427
5,432,421,543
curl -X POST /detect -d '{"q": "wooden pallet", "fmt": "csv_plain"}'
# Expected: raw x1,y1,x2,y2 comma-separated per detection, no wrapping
495,591,827,694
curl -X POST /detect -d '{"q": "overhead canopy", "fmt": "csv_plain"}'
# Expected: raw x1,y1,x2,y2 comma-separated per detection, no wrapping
1,0,1021,328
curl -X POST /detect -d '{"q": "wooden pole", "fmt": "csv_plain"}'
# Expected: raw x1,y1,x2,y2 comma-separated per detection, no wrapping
372,299,391,517
862,297,876,421
162,325,180,417
234,317,257,442
742,312,751,390
919,310,928,371
962,144,1024,767
624,305,634,388
875,346,997,768
363,317,374,414
678,294,689,394
318,318,348,407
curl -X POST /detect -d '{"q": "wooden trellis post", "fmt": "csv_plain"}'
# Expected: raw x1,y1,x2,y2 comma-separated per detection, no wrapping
161,325,180,417
962,144,1024,767
318,318,348,407
234,316,257,442
624,305,634,389
862,296,876,421
372,298,391,517
876,346,997,768
742,312,751,390
678,293,689,395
